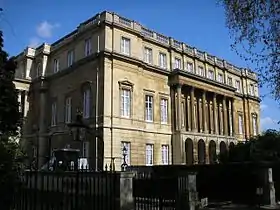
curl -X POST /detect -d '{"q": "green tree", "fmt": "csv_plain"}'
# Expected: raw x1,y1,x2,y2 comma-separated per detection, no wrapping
220,0,280,100
0,30,23,210
219,129,280,163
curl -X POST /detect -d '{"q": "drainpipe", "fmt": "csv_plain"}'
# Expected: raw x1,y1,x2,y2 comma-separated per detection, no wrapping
110,15,115,169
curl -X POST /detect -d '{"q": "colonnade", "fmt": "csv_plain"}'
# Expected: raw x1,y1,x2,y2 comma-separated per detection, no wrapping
174,84,235,136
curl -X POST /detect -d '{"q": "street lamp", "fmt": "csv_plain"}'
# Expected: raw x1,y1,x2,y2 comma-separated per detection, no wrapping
121,145,128,171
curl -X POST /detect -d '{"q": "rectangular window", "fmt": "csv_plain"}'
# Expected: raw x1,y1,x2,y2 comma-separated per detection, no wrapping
53,59,59,73
144,47,153,64
252,115,258,136
146,144,154,166
238,114,243,135
175,58,181,69
51,101,57,126
249,84,254,96
85,38,92,56
145,95,153,122
218,73,224,83
121,37,131,55
159,53,167,69
208,69,214,80
120,89,131,118
187,62,194,73
198,66,205,77
235,80,241,93
83,89,90,119
36,63,41,77
228,77,233,86
160,98,168,124
162,145,169,165
65,97,72,123
121,141,131,165
67,50,74,67
181,102,185,127
82,141,89,157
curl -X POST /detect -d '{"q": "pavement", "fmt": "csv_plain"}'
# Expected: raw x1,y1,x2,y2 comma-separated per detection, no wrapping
204,203,280,210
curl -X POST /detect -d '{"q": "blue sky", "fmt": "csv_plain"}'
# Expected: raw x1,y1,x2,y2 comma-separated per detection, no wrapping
1,0,279,131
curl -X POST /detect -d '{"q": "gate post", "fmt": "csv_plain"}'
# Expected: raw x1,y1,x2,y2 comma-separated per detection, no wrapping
118,172,135,210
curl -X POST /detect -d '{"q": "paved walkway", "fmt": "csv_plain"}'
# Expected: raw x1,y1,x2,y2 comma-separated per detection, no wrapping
204,204,280,210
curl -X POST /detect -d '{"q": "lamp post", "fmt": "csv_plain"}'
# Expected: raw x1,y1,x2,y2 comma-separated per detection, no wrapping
121,145,128,171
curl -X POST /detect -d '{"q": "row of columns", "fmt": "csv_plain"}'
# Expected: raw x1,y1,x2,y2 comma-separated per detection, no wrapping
175,84,235,136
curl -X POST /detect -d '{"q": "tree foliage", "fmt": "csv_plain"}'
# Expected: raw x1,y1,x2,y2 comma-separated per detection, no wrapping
220,129,280,163
0,31,24,209
0,31,20,137
220,0,280,100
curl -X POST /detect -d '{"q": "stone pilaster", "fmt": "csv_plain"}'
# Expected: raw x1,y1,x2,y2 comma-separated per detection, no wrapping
232,98,236,137
187,95,191,131
190,87,196,131
176,84,182,131
213,93,218,135
229,99,233,136
202,90,208,133
223,96,228,136
199,98,203,132
38,77,48,168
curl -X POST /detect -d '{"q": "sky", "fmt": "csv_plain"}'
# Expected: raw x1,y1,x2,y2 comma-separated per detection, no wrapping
0,0,279,131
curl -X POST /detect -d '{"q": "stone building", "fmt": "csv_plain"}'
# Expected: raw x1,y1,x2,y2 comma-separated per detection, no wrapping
13,11,260,170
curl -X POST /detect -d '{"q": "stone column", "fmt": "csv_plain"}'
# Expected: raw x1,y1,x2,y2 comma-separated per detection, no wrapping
190,87,196,131
119,172,135,210
228,99,233,136
232,98,236,136
38,78,48,168
209,101,214,134
187,96,191,131
176,84,182,131
223,96,228,136
199,99,203,132
213,93,218,135
219,104,224,135
202,90,208,133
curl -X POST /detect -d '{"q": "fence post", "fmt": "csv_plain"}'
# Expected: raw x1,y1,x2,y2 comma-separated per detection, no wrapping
118,172,135,210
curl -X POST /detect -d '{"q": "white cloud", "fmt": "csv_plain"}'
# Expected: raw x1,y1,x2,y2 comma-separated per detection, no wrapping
260,116,278,131
28,37,41,48
36,21,60,39
260,103,268,110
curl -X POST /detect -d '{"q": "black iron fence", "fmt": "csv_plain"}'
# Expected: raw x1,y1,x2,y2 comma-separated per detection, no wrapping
13,169,119,210
128,166,198,210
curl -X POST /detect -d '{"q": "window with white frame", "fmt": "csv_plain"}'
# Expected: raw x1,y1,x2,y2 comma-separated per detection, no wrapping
121,141,131,165
252,115,258,136
159,53,167,69
120,89,131,118
160,98,168,124
36,63,41,77
121,37,131,55
67,50,74,67
144,47,153,64
85,38,92,56
198,66,205,77
146,144,154,166
235,80,241,93
228,77,233,86
51,101,57,126
53,58,60,73
186,62,194,73
162,145,169,165
218,73,224,83
83,89,90,118
145,95,153,122
82,141,89,157
175,58,181,69
238,114,243,135
65,97,72,123
208,69,214,80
